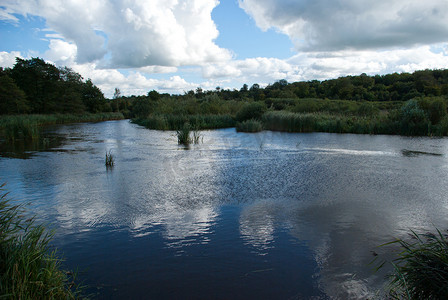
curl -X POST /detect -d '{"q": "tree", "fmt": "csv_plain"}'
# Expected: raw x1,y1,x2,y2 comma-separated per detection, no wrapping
113,88,122,99
82,79,108,113
0,74,29,114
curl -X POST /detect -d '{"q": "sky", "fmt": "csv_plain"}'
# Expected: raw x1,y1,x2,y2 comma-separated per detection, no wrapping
1,0,448,98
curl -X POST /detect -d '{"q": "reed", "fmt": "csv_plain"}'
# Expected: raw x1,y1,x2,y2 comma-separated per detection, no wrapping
105,150,115,167
377,229,448,299
0,183,80,299
236,119,263,132
176,123,192,145
0,113,125,141
133,114,235,131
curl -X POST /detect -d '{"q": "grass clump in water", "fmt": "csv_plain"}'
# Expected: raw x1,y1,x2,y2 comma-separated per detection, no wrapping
378,229,448,299
105,150,115,167
236,119,263,133
176,123,192,145
0,183,80,299
176,123,202,145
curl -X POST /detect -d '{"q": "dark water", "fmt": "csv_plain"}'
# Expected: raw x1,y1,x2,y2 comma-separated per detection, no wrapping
2,120,448,299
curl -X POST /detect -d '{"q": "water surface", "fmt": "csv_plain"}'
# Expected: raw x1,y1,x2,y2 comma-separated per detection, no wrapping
2,120,448,299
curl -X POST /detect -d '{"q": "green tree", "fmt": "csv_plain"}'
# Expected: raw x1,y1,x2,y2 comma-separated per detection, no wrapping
0,74,29,114
82,79,108,113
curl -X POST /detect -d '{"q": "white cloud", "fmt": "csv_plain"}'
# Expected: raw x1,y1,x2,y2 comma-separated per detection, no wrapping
239,0,448,51
1,0,231,68
0,51,22,68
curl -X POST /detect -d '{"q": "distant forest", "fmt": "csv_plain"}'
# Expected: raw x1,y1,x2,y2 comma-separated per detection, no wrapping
2,57,448,136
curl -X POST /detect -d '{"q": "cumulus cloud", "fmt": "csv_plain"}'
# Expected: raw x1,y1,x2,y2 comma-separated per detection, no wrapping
239,0,448,51
0,51,22,68
201,45,448,86
1,0,231,68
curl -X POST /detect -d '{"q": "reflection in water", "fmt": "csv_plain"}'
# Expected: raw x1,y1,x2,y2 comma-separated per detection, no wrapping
239,200,276,255
2,120,448,299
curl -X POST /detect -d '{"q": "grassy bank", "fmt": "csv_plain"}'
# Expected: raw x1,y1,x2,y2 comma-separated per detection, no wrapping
0,183,80,299
0,112,124,141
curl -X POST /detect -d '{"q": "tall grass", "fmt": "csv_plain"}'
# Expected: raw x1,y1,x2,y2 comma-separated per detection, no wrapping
105,150,115,167
132,114,235,130
377,229,448,299
0,183,80,299
236,119,263,133
0,113,125,141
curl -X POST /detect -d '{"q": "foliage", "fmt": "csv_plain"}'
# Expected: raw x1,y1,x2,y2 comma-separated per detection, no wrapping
398,100,430,135
0,183,80,299
3,57,109,115
235,102,266,122
378,229,448,299
0,73,29,114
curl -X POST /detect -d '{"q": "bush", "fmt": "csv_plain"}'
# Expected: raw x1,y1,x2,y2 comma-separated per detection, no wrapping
235,102,266,122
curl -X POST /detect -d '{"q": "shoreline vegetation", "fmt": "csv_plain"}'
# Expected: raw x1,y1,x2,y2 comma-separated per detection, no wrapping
377,229,448,299
0,183,80,299
0,112,124,141
2,57,448,137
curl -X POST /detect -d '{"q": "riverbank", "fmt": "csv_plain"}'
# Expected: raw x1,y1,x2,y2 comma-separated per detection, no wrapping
0,112,124,140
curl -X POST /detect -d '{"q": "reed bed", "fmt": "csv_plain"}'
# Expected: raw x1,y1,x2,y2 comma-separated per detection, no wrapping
236,119,263,133
0,113,124,141
133,114,235,130
0,183,80,299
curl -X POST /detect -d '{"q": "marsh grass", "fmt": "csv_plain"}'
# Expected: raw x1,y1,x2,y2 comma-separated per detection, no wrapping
105,150,115,167
377,229,448,299
236,119,263,132
0,113,124,141
0,183,80,299
133,114,235,131
176,123,192,145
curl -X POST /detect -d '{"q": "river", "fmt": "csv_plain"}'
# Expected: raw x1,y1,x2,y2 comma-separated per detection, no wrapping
1,119,448,299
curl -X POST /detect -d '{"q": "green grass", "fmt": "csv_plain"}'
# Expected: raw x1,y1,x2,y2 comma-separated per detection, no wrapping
377,229,448,299
0,183,81,299
236,119,263,133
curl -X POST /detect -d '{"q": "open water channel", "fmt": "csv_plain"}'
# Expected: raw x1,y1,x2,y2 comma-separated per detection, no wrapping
2,119,448,299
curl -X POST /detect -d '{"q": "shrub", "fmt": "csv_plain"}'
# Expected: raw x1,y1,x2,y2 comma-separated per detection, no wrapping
235,102,266,122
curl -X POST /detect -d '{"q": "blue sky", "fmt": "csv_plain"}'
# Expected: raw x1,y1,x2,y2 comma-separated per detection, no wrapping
1,0,448,97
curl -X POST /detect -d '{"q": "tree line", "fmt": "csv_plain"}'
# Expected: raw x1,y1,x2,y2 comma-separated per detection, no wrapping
0,57,109,115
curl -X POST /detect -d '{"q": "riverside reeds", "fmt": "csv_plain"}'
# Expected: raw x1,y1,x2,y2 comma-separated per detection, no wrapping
0,183,80,299
378,229,448,299
236,119,263,132
0,113,125,141
105,150,115,167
